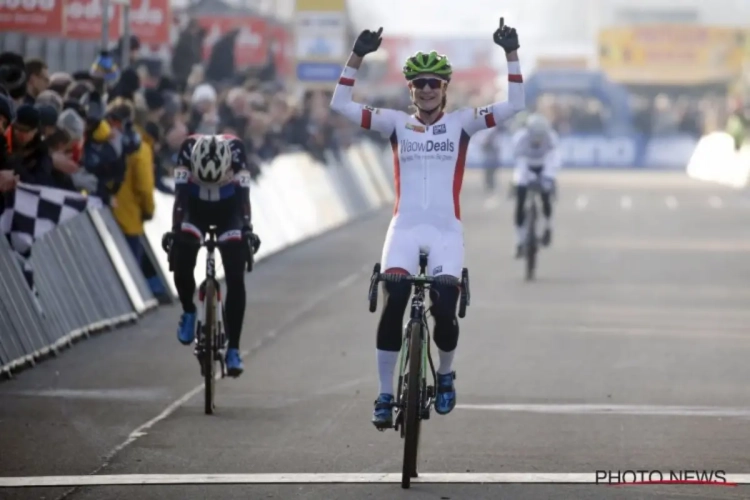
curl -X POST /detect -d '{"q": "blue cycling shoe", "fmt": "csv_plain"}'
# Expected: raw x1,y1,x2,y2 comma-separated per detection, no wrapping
225,348,244,378
177,312,196,345
372,393,394,430
435,371,456,415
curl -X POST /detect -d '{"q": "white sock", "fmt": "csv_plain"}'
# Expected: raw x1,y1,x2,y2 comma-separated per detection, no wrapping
515,226,525,245
377,350,399,395
437,349,455,375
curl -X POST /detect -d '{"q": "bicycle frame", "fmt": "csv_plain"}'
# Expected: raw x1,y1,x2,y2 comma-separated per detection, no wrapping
195,228,226,379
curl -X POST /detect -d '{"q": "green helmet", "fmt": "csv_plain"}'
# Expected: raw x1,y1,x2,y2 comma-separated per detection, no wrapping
402,51,453,80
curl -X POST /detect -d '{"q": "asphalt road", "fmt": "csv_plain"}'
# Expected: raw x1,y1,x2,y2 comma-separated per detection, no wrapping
2,169,750,500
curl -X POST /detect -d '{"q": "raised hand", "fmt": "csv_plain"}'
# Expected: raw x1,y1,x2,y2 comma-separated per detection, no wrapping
493,17,520,53
353,27,384,57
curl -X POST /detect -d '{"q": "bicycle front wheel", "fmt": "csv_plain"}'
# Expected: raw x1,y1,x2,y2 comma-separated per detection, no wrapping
402,321,422,489
203,280,216,415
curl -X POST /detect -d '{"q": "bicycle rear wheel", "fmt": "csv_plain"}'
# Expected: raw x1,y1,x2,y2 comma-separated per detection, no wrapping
525,202,538,281
203,280,216,415
402,321,422,489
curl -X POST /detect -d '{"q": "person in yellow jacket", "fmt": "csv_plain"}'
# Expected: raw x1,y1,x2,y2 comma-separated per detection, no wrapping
106,98,155,265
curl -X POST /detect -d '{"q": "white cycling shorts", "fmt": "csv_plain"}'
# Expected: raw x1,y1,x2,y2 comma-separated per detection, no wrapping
381,221,464,278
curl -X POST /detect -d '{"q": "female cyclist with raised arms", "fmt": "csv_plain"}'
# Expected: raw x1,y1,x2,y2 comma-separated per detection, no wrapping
330,19,525,429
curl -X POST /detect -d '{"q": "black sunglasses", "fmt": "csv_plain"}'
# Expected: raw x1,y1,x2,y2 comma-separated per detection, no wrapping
411,78,445,90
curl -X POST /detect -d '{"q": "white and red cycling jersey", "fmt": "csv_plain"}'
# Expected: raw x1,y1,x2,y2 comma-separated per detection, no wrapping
330,60,525,276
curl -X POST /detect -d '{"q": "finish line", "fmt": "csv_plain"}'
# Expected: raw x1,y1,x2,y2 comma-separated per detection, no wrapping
2,474,750,487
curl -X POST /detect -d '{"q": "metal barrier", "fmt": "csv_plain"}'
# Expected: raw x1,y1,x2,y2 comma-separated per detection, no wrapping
1,142,393,377
0,207,157,377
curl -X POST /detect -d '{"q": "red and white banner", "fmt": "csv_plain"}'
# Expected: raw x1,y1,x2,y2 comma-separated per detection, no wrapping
64,0,170,44
64,0,116,40
0,0,64,36
197,15,269,68
124,0,171,45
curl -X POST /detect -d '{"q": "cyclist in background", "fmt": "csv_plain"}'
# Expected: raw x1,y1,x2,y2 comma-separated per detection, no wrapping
511,113,560,257
330,20,525,429
161,134,261,377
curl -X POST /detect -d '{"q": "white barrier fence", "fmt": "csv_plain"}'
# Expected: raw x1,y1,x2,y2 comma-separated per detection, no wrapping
143,140,394,296
686,132,750,189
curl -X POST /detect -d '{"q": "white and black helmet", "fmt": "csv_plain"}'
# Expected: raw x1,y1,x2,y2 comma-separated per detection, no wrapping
190,135,232,185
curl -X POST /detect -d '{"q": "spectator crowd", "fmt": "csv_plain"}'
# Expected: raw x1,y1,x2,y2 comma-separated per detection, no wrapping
0,30,369,299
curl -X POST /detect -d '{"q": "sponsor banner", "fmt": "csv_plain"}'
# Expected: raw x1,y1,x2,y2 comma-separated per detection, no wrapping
598,25,745,85
294,0,347,86
0,0,169,44
63,0,117,40
466,132,698,169
0,0,64,36
125,0,170,45
197,15,269,68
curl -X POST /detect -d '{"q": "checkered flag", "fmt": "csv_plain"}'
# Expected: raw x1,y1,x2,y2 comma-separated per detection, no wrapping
0,183,103,291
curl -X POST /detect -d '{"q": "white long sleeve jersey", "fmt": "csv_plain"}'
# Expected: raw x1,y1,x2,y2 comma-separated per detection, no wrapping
330,62,525,230
512,127,562,179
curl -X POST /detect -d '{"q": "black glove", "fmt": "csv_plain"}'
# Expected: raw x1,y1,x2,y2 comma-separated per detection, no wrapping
352,27,383,57
493,18,520,53
161,231,174,254
242,226,261,255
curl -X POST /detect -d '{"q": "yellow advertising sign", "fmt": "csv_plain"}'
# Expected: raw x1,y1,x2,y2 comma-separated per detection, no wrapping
296,0,346,11
598,25,746,85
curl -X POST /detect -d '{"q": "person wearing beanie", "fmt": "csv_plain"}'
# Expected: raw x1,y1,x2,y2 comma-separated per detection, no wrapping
48,72,73,97
7,104,39,151
6,103,74,190
57,108,85,165
0,52,28,105
35,90,63,113
36,103,58,138
143,87,166,128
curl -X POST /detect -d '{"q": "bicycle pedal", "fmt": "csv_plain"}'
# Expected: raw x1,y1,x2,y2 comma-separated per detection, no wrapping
373,421,393,431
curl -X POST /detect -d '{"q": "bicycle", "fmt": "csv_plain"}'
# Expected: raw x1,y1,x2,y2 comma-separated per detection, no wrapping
522,176,544,281
166,225,255,415
367,251,470,489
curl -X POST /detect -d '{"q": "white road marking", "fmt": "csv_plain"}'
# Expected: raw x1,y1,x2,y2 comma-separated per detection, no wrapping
575,195,588,210
85,270,364,478
2,473,749,487
665,196,678,209
5,388,170,401
456,403,750,418
620,196,632,210
708,196,724,208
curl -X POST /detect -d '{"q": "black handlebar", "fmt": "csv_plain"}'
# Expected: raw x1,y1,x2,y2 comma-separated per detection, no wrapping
368,263,471,318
